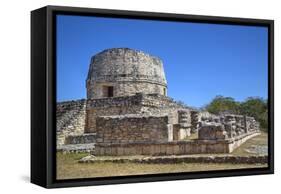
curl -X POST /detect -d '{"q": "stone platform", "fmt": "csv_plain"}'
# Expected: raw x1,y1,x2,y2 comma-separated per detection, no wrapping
92,132,260,156
79,154,267,164
57,143,95,153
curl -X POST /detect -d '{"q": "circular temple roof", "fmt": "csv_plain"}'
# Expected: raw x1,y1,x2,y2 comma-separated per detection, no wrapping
87,48,167,86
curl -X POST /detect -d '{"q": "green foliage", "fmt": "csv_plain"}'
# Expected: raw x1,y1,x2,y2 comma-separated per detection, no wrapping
204,95,268,130
240,97,268,130
205,95,240,114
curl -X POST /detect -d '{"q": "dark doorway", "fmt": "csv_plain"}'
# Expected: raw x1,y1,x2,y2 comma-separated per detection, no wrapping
107,86,113,97
103,86,114,97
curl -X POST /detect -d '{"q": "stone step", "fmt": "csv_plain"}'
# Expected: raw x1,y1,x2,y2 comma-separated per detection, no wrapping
79,154,268,164
57,143,96,153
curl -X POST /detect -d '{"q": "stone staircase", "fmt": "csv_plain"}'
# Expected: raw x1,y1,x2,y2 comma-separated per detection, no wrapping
56,99,86,146
56,99,96,153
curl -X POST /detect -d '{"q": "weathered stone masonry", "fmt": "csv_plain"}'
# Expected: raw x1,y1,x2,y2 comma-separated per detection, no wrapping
84,93,191,135
56,48,260,155
96,115,169,144
87,48,167,99
56,99,86,146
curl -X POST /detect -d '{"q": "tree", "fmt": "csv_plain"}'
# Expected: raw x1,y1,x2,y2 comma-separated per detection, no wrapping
204,96,268,131
205,95,240,114
240,97,268,130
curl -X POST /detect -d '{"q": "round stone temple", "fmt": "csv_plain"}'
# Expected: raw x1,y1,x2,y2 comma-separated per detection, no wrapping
86,48,167,99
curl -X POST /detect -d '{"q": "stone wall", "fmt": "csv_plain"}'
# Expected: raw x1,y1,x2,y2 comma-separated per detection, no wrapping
198,114,260,141
85,93,194,134
198,123,227,140
190,110,199,132
56,97,260,152
79,154,267,164
56,99,86,146
85,94,143,133
87,81,167,99
140,94,196,137
140,94,191,112
92,132,260,156
95,115,170,143
172,110,192,140
87,48,167,99
65,133,96,144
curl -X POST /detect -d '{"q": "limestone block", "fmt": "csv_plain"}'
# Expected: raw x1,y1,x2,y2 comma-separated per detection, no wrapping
199,123,228,140
117,147,124,155
173,145,180,155
166,145,174,155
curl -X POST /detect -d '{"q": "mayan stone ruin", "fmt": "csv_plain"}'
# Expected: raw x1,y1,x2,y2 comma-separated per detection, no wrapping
57,48,260,155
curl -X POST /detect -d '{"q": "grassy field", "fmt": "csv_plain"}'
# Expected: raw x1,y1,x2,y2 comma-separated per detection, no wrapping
56,132,268,180
231,132,268,156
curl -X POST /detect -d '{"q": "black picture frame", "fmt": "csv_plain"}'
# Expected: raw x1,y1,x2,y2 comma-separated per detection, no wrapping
31,5,274,188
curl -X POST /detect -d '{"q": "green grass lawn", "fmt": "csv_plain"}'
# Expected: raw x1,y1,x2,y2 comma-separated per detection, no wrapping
57,132,268,180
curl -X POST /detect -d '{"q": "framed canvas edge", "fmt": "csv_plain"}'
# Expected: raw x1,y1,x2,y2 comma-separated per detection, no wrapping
31,7,48,188
31,5,274,188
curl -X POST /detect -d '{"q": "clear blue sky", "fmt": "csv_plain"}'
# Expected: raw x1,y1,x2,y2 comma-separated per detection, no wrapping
57,14,268,108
